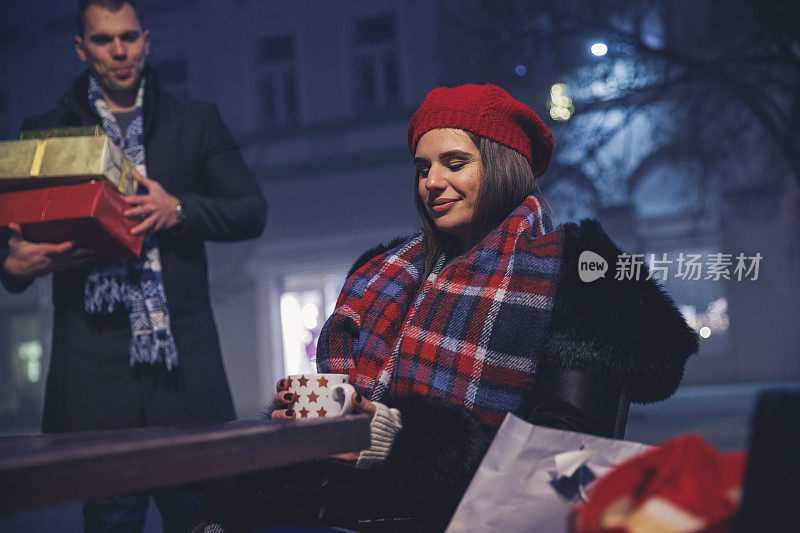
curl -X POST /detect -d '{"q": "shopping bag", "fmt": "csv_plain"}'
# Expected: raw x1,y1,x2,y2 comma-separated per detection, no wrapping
446,414,651,533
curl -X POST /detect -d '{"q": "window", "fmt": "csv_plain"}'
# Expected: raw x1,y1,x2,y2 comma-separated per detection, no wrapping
278,272,345,376
0,313,46,434
259,35,299,129
356,14,395,45
354,14,400,113
260,35,293,63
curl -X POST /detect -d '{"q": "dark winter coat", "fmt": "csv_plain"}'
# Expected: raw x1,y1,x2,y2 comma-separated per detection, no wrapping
200,219,698,532
0,66,267,432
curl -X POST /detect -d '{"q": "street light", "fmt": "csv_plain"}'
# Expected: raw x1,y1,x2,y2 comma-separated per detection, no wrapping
590,42,608,56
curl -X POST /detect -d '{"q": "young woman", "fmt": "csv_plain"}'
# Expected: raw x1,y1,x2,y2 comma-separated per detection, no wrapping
205,85,698,531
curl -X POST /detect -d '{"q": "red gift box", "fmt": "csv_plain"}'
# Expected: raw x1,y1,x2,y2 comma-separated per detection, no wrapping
0,180,143,259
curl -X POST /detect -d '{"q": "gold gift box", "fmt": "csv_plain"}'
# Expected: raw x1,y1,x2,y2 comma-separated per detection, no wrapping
0,127,135,195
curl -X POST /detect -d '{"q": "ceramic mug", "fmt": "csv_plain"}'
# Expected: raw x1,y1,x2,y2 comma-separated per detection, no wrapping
287,373,356,419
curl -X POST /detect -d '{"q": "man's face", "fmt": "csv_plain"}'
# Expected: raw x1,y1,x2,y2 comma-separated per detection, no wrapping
74,3,150,99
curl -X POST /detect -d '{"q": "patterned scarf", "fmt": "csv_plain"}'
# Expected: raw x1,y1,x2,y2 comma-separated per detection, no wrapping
83,74,179,371
317,196,563,427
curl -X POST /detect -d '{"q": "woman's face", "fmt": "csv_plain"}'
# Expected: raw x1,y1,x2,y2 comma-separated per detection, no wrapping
415,128,483,248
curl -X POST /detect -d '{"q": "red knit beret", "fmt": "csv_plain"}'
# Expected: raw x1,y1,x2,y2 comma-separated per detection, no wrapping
408,84,553,178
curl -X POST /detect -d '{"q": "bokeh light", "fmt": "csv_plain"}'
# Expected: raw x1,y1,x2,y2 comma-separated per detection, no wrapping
548,83,574,121
590,42,608,56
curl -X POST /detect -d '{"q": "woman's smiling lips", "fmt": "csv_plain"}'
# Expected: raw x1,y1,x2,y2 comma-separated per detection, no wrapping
430,197,459,213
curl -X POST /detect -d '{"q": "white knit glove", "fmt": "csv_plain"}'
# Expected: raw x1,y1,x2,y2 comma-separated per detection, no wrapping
355,401,403,469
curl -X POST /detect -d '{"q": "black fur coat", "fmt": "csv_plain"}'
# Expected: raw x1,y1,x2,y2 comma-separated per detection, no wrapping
200,219,699,532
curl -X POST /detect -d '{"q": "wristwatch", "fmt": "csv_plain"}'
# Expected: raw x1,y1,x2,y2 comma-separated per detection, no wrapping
174,200,186,226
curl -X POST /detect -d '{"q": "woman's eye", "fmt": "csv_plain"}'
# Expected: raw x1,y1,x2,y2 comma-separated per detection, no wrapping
416,168,429,178
448,162,465,171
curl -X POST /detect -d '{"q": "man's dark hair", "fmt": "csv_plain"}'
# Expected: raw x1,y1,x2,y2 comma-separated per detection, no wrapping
77,0,144,36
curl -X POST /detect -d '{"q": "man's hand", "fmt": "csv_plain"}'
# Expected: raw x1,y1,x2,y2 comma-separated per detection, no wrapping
122,169,181,235
3,223,95,280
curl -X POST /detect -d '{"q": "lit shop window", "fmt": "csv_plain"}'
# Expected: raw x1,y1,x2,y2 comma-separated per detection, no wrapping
0,313,45,433
17,340,43,384
259,35,299,128
279,273,346,375
354,14,400,113
3,315,43,386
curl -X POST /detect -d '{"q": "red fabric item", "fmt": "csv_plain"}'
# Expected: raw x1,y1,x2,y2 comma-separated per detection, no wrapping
407,84,554,177
572,434,746,533
0,180,143,259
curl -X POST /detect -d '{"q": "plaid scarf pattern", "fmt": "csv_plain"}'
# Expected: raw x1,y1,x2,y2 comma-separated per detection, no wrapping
317,196,563,427
83,74,179,371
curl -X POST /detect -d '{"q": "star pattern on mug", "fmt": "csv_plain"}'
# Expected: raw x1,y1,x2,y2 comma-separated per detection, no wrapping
297,376,309,387
298,406,310,418
317,376,329,388
317,406,328,417
307,391,319,403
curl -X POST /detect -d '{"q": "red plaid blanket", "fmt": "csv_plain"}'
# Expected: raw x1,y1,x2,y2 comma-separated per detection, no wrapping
317,196,564,426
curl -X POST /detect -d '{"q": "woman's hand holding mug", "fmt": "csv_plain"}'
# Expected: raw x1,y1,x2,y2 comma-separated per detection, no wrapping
271,374,377,466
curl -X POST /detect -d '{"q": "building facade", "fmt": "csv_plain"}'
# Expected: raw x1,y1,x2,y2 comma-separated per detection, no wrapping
1,0,797,434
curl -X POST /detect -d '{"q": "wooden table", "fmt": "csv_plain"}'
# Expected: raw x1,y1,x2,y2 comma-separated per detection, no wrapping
0,415,371,515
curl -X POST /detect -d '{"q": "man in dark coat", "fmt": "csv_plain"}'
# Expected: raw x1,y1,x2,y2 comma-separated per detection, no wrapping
0,0,266,530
